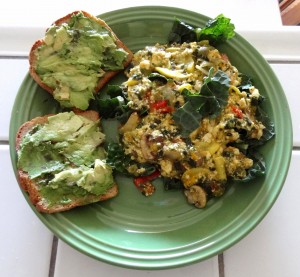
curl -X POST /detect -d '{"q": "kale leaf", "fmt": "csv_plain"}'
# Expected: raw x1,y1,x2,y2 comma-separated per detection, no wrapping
173,69,230,136
234,151,266,182
238,73,253,91
168,14,235,45
195,68,230,118
168,19,197,43
106,142,131,175
106,142,156,176
195,14,235,45
173,101,203,137
95,85,132,123
163,177,184,191
248,106,275,147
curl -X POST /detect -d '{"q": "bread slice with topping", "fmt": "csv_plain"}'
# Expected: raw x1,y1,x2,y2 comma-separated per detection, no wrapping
29,10,133,110
15,110,118,213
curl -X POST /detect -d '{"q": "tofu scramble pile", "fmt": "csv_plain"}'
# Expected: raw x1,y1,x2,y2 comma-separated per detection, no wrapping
116,41,266,208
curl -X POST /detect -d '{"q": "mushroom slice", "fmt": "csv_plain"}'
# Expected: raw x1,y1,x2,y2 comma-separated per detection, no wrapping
140,134,155,160
184,185,207,208
119,112,140,134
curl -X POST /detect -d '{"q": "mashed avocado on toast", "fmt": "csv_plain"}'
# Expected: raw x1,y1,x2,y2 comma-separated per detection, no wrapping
17,111,116,212
31,11,131,110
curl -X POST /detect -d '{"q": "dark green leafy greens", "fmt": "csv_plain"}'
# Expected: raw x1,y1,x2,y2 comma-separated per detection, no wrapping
237,73,253,91
148,73,168,85
173,69,230,136
234,151,266,182
106,142,131,175
163,177,184,191
195,14,235,45
195,68,230,117
106,142,156,176
168,14,235,45
248,106,275,147
95,85,132,123
173,101,203,136
238,73,265,105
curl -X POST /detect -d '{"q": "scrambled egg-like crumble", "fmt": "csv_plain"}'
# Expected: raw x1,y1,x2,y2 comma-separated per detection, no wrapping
119,41,265,208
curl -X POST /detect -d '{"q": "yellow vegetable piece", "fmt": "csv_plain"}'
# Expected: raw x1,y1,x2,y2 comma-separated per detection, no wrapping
229,85,242,95
182,168,211,188
178,83,193,92
213,156,227,181
195,142,220,155
186,61,195,73
126,78,140,86
165,47,181,52
155,67,191,80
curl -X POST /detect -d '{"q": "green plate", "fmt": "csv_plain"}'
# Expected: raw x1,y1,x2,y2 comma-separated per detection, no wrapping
9,6,292,269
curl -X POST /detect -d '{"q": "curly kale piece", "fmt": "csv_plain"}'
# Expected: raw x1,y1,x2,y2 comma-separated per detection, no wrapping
168,14,235,45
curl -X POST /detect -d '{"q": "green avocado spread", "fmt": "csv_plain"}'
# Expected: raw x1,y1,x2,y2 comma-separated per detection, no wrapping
17,112,114,207
35,12,129,110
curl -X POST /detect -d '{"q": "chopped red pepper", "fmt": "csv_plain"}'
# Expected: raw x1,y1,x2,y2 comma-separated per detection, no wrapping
133,170,161,196
150,100,173,113
134,170,161,186
231,105,243,119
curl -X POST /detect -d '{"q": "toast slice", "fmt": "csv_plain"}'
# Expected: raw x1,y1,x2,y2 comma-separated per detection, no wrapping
15,110,118,213
29,10,133,110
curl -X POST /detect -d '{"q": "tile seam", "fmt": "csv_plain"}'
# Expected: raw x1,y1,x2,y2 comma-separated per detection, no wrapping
48,236,58,277
218,253,225,277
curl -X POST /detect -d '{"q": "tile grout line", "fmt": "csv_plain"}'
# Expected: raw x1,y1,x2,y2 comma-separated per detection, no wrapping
48,236,58,277
1,54,300,64
218,253,225,277
0,55,28,59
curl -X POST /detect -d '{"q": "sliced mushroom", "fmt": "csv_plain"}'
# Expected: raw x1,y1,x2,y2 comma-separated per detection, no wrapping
119,112,140,134
184,185,207,208
163,149,182,161
140,134,155,160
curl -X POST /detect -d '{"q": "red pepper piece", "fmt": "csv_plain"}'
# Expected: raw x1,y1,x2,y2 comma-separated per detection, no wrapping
134,170,161,187
231,105,243,119
133,170,161,196
150,100,173,113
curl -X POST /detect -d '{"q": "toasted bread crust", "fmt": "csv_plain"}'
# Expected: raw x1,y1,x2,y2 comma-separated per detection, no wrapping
16,110,118,213
29,10,133,99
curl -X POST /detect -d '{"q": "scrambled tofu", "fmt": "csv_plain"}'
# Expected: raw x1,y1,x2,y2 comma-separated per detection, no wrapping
119,41,265,208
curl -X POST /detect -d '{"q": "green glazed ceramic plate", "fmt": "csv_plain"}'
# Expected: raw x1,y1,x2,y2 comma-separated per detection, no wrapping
9,6,292,269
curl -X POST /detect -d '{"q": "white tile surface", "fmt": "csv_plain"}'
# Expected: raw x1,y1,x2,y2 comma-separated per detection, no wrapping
0,59,29,141
3,28,300,61
0,145,53,277
0,0,282,29
224,152,300,277
54,240,219,277
2,0,293,59
271,64,300,146
239,28,300,62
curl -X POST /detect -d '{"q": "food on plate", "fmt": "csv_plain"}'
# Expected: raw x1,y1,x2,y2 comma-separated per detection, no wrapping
100,24,274,208
29,10,133,110
15,110,117,213
18,12,274,211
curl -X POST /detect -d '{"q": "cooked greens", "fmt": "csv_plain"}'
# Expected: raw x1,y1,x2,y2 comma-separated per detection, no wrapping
173,69,230,136
168,14,235,45
96,85,132,123
93,15,275,209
